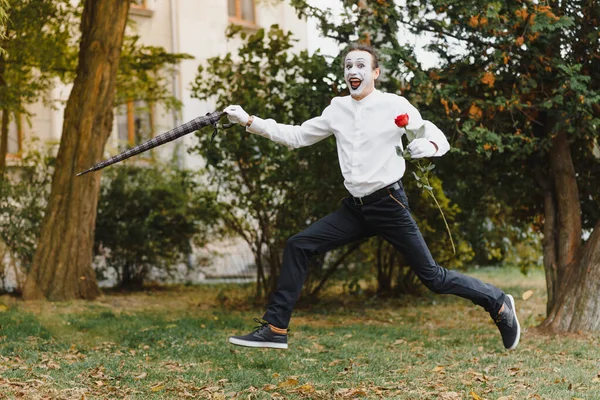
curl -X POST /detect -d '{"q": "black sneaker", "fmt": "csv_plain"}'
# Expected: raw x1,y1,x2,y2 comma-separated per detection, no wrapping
493,294,521,350
228,319,288,349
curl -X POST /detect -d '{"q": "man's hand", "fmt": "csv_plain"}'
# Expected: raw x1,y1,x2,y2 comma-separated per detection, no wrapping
223,105,250,126
407,138,437,159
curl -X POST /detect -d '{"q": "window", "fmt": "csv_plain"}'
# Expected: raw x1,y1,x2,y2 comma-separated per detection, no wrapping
131,0,147,8
228,0,256,25
130,0,153,17
116,100,154,157
1,111,22,159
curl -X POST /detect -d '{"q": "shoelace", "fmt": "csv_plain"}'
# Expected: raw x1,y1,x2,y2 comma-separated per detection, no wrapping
252,318,269,332
494,308,509,324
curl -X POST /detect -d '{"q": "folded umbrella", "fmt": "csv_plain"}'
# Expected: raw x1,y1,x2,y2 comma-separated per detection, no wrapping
77,110,231,176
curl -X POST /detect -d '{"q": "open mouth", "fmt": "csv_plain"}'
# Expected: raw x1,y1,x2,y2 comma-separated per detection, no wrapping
349,78,362,90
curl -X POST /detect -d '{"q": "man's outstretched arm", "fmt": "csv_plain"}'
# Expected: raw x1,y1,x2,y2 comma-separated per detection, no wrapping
224,105,333,149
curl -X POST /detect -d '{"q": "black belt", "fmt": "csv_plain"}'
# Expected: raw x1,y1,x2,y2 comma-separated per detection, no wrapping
352,181,401,205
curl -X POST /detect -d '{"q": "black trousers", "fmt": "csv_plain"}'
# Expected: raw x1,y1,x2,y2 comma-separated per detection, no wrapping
263,181,506,329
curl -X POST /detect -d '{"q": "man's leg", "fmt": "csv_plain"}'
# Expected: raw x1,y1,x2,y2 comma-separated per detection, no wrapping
363,184,520,349
229,198,372,348
263,198,372,328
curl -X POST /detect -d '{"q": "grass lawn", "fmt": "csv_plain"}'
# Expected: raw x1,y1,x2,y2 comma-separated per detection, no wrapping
1,267,599,399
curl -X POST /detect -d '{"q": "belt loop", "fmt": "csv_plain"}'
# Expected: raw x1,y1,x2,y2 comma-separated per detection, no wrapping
386,182,396,195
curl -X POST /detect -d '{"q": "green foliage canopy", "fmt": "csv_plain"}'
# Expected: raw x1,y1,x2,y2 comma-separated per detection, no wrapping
395,0,600,230
116,35,193,111
0,0,77,115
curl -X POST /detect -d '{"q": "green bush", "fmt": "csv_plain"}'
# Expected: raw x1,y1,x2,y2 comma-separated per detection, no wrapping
94,164,219,289
0,144,55,291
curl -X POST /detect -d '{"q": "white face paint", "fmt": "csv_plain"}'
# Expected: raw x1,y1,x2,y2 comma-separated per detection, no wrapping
344,50,378,100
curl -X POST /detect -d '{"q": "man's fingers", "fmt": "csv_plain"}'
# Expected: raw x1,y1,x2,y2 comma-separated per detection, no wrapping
407,143,420,156
223,105,241,114
407,139,435,158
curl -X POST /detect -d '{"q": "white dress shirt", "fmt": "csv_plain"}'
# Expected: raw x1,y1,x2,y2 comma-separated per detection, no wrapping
246,89,450,197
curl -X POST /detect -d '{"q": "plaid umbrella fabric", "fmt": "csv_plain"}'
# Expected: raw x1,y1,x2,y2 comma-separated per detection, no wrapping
77,110,227,176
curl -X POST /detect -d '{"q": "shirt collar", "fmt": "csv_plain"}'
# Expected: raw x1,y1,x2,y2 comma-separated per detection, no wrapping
350,89,380,105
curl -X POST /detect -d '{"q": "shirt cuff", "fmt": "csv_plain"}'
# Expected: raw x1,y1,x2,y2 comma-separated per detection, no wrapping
246,115,266,135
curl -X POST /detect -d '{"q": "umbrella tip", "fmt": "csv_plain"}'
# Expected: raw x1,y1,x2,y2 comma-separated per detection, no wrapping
76,168,92,177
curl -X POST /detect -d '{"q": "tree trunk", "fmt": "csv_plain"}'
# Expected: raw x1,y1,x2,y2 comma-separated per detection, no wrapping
121,261,144,290
541,220,600,331
376,238,394,296
22,0,131,301
0,53,7,176
0,108,8,175
538,130,600,332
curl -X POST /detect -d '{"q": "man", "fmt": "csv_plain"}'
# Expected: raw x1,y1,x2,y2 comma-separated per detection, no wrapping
223,43,520,351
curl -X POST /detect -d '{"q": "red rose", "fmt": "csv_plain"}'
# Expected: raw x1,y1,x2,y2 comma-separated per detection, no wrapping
395,113,409,128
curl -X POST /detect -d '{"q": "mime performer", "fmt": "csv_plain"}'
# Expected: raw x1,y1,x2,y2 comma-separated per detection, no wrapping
223,43,520,351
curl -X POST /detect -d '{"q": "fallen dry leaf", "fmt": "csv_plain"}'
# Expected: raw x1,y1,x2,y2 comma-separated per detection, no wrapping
134,372,147,380
431,365,445,373
263,384,277,391
151,384,165,392
470,391,483,400
278,377,299,388
522,290,534,300
312,342,325,352
439,392,461,400
294,383,315,394
336,387,367,398
181,390,194,398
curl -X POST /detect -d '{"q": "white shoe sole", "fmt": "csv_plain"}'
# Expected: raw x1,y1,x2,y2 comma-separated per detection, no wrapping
506,294,521,350
228,337,288,349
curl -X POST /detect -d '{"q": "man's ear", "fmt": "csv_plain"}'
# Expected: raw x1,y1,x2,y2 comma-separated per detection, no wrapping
373,67,381,80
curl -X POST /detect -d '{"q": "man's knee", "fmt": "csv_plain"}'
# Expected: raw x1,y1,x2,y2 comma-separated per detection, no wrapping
286,234,319,255
286,234,308,251
421,278,444,294
417,267,447,294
